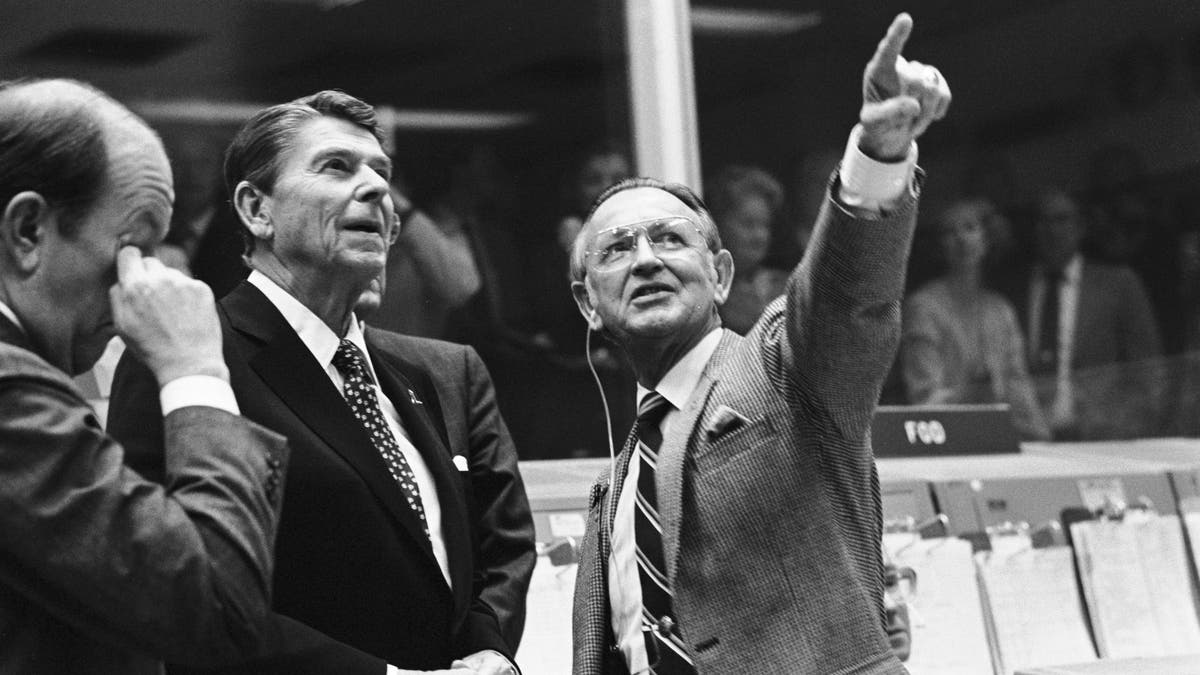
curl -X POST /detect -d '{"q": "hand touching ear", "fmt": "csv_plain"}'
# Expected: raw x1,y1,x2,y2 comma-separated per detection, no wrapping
110,246,228,386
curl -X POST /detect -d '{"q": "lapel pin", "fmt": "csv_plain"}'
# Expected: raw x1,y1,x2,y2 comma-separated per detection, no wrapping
408,390,423,406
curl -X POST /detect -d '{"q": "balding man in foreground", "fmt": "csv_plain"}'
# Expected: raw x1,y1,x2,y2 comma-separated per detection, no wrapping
0,78,289,674
569,14,949,673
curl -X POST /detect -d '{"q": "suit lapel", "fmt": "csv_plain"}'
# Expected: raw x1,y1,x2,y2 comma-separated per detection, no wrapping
365,334,473,608
657,329,739,582
600,429,638,563
221,283,438,564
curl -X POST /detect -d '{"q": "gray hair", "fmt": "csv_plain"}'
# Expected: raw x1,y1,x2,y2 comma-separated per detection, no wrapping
568,177,722,283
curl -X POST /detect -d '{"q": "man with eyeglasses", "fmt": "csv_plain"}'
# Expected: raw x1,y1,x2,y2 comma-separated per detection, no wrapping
569,14,949,674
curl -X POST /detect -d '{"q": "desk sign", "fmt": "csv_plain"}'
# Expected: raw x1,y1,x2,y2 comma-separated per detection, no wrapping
872,404,1020,457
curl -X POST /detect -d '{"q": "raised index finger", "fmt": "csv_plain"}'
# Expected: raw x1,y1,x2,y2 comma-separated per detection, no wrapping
867,13,913,75
115,245,146,286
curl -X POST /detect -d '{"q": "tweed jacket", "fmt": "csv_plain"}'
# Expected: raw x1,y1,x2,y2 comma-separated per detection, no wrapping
572,182,918,675
0,315,289,674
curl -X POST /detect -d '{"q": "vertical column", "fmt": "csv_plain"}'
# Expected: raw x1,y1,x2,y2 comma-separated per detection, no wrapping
624,0,701,190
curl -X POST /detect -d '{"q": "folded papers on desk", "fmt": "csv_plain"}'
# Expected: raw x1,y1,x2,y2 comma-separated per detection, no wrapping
975,537,1097,675
1070,513,1200,659
517,548,577,675
883,533,993,675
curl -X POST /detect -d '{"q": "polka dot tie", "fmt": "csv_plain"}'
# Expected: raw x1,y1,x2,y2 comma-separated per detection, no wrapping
332,339,429,539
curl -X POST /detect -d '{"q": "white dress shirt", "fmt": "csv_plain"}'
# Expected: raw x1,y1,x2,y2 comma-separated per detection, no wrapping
0,300,238,416
0,299,23,334
605,131,918,673
609,329,721,673
1027,254,1082,431
247,271,451,587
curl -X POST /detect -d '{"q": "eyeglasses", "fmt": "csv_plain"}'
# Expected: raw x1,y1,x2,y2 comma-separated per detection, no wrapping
584,216,709,272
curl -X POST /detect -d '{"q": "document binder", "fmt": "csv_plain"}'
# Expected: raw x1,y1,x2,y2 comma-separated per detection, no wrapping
882,517,993,675
975,524,1097,675
1066,500,1200,659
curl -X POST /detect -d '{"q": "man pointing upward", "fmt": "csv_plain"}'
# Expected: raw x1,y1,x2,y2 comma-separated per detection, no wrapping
570,14,949,673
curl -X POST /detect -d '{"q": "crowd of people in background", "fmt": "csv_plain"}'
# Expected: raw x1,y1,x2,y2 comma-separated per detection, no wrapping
147,128,1200,454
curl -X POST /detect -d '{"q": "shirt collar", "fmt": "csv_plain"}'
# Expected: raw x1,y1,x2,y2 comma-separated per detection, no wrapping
1064,254,1082,283
0,300,24,335
636,328,723,410
247,270,371,378
1042,253,1082,284
343,313,380,383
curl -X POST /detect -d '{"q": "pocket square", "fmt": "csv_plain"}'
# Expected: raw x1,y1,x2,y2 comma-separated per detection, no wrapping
452,455,469,471
704,404,751,440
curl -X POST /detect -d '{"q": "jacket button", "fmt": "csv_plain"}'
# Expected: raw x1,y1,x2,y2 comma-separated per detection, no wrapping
656,616,675,636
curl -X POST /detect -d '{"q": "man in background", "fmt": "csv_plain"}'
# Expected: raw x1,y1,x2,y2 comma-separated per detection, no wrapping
0,77,288,673
1021,188,1162,439
109,89,533,675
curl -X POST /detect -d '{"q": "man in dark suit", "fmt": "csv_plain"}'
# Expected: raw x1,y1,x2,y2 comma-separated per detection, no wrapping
1019,188,1163,438
0,78,289,673
108,90,534,675
568,14,949,673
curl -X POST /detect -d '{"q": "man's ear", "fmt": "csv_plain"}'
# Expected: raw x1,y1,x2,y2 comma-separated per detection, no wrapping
711,248,735,306
233,180,273,240
0,191,53,274
387,212,402,246
571,280,603,331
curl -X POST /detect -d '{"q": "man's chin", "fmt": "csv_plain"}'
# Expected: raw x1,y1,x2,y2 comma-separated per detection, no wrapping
334,255,386,285
623,309,688,339
70,329,116,376
70,348,106,377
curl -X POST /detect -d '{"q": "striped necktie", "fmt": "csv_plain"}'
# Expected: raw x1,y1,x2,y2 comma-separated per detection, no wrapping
1034,269,1062,374
332,339,429,538
632,391,695,673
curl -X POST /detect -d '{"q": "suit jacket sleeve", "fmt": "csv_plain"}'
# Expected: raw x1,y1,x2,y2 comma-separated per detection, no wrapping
1115,266,1163,361
772,175,919,632
0,358,289,667
109,352,389,675
458,345,536,654
785,174,920,437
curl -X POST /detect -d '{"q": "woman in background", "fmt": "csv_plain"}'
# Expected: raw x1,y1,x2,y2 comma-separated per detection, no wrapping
901,199,1051,440
708,165,788,334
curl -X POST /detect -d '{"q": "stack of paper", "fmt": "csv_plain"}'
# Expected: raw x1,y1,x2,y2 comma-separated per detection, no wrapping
976,540,1097,675
1185,511,1200,582
883,535,994,675
516,555,577,675
1070,514,1200,658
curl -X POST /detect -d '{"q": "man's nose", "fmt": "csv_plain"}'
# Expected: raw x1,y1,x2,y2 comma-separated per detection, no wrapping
629,232,663,272
356,167,390,203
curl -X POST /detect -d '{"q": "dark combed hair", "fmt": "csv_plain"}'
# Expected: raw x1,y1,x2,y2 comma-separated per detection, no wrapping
569,176,723,283
0,78,110,237
222,89,383,255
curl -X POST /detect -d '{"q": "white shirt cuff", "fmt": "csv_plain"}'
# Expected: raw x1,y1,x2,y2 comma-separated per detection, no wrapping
160,375,240,416
386,666,401,675
838,125,918,212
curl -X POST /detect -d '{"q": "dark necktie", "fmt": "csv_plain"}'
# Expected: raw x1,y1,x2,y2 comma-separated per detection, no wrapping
332,339,429,538
631,391,695,673
1035,270,1061,374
